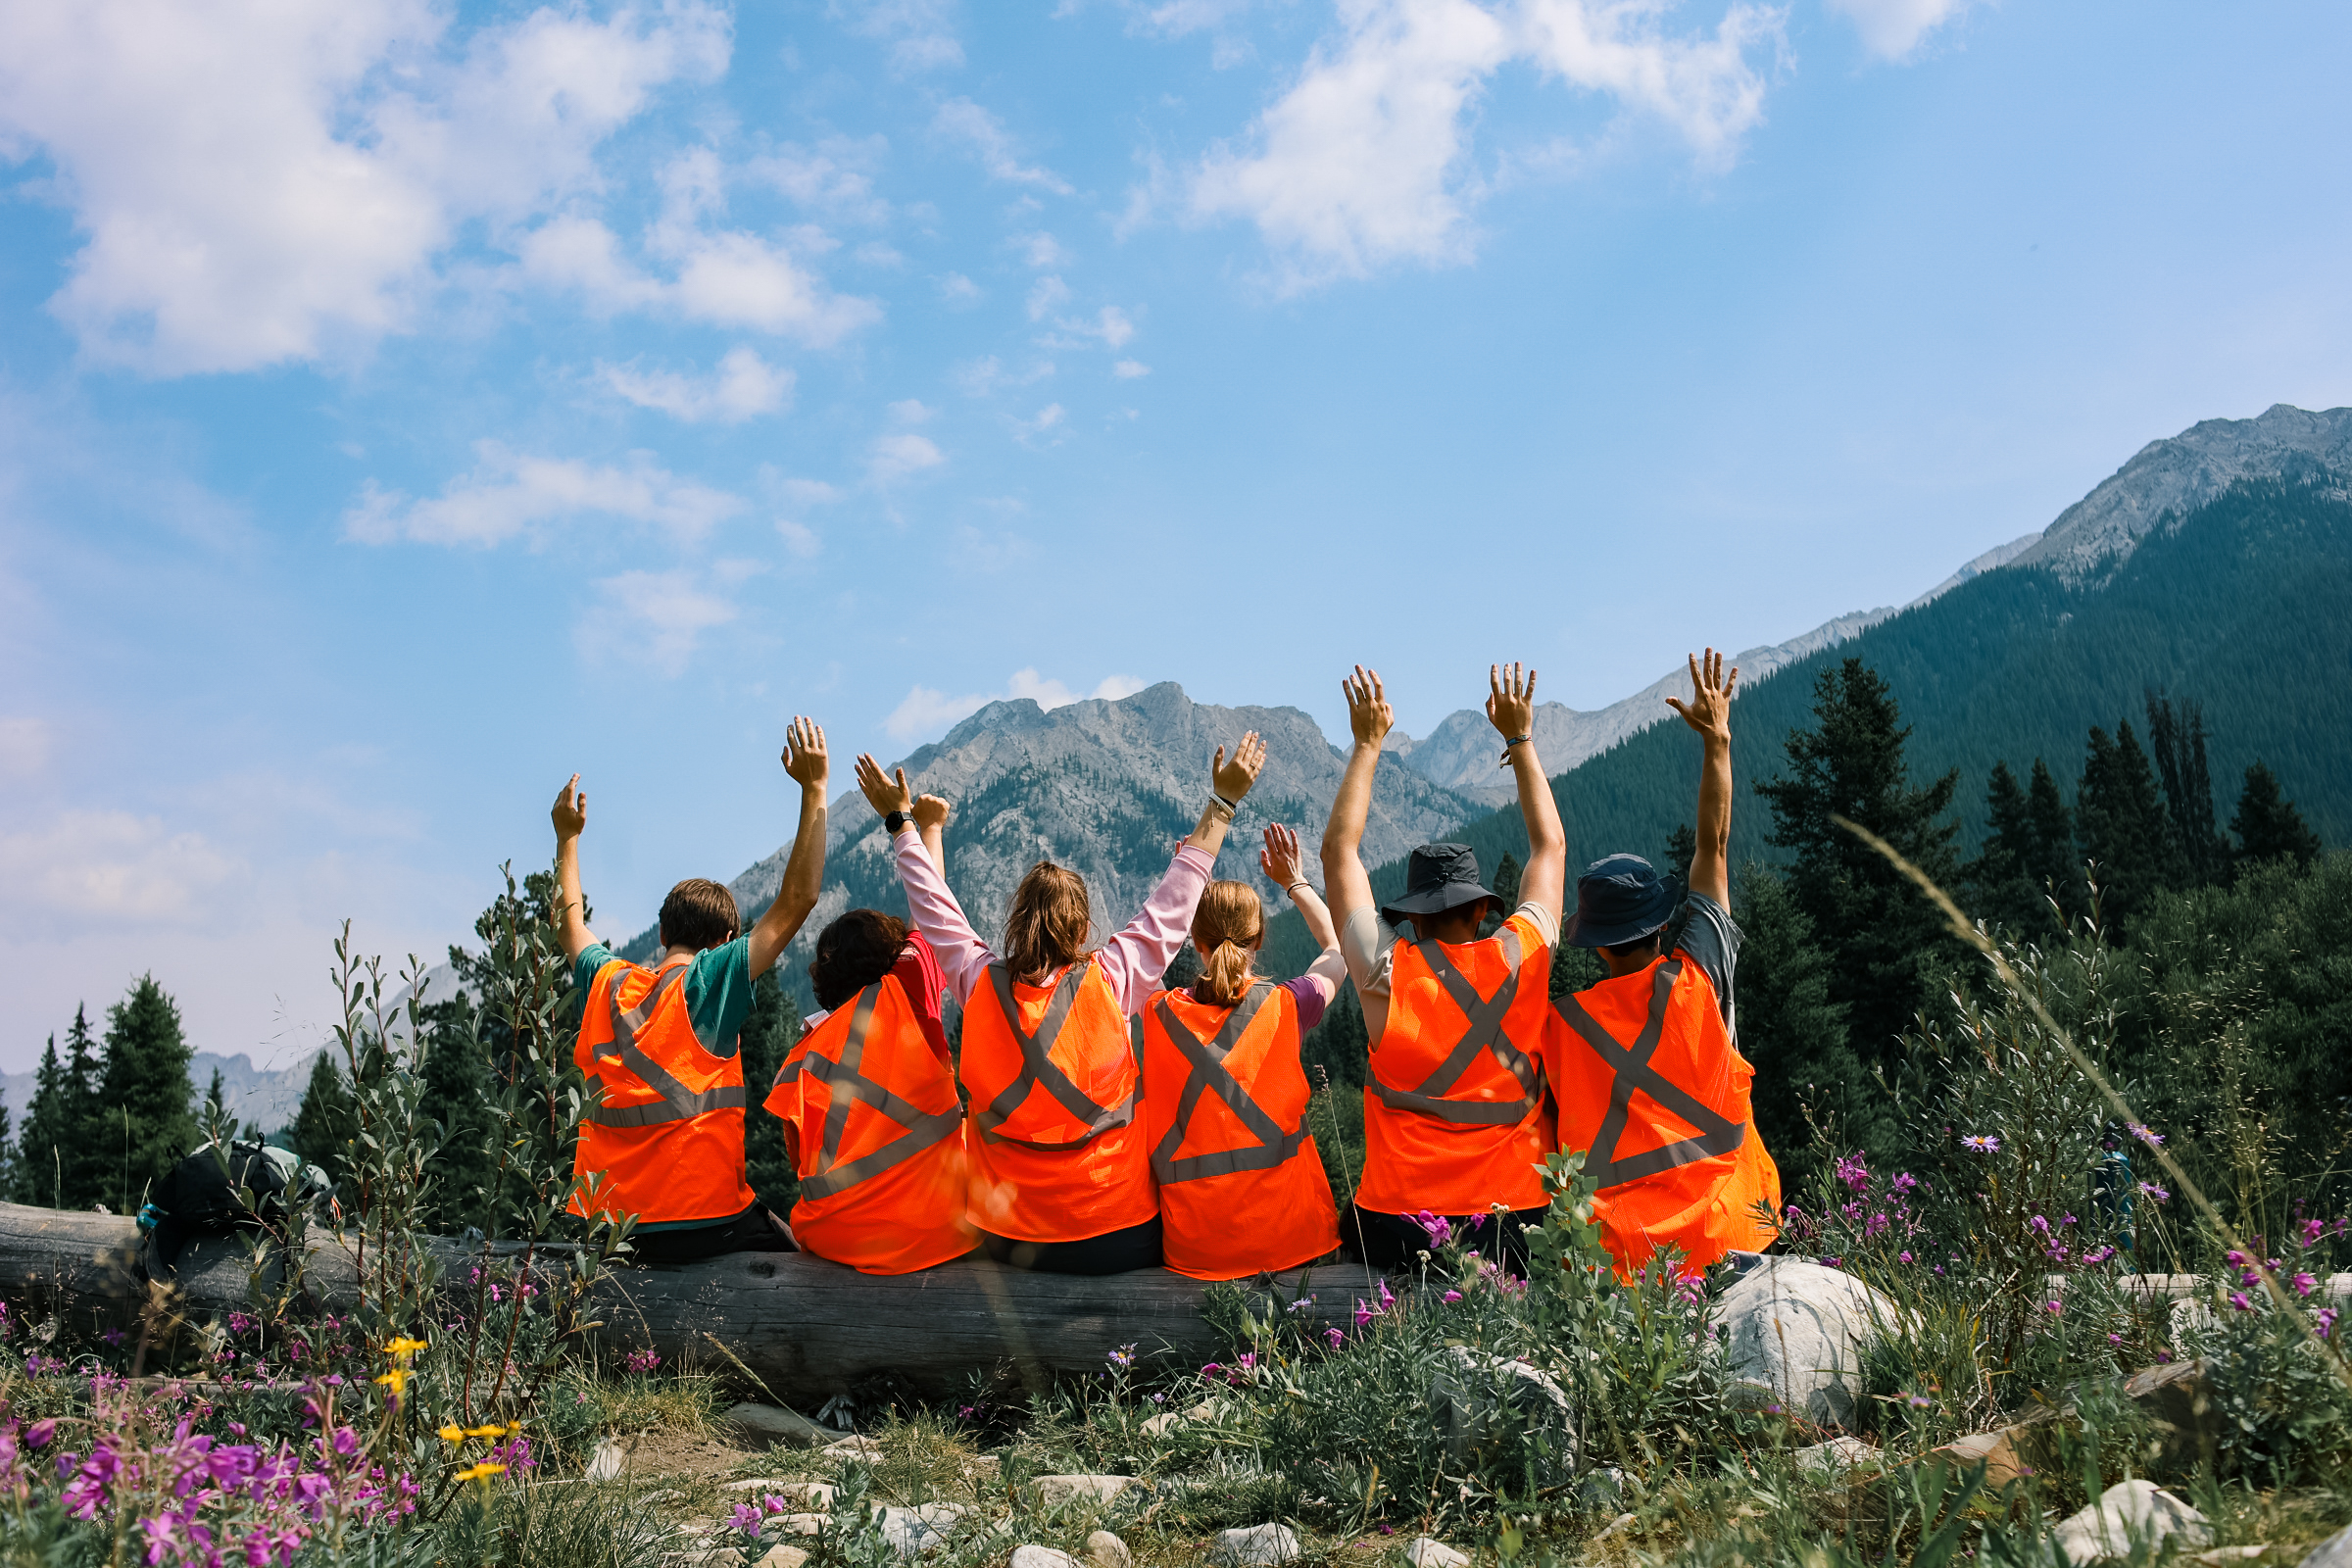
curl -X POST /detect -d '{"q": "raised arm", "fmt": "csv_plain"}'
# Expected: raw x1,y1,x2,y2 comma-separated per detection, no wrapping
1183,732,1266,859
912,793,951,874
857,754,997,1004
1664,648,1737,908
551,774,598,962
1319,666,1391,936
1261,823,1337,953
1489,662,1565,923
749,716,829,978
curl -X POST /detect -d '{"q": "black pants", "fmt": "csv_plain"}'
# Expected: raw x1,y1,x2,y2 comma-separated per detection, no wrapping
1343,1203,1544,1275
631,1203,798,1266
979,1215,1163,1276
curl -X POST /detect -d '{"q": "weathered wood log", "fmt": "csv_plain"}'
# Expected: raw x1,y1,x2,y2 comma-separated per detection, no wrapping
0,1201,1373,1402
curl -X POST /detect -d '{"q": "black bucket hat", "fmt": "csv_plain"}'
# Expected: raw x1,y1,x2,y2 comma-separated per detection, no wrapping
1564,854,1677,949
1379,843,1497,926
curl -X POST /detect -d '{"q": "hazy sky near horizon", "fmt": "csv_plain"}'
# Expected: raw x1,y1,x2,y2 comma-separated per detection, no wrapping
3,0,2350,1073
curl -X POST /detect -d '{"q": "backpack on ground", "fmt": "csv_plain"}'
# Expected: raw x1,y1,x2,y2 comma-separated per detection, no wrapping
139,1139,332,1278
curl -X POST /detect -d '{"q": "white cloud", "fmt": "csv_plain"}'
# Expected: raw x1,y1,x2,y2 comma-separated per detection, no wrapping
778,477,845,507
0,716,53,778
521,216,881,346
1825,0,1966,58
867,432,947,485
1188,0,1784,283
838,0,965,71
1015,403,1068,445
1093,307,1137,348
1027,274,1074,320
748,138,893,223
934,99,1075,193
1021,231,1072,269
345,442,746,548
600,346,794,424
888,398,937,423
579,568,739,677
937,271,984,303
0,0,729,374
0,809,243,925
776,519,823,559
882,669,1151,741
1113,359,1152,378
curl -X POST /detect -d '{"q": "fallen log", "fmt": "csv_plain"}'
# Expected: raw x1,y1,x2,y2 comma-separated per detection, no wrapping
0,1201,1373,1402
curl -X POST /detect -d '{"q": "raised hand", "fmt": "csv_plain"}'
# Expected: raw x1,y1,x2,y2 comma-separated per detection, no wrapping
1664,648,1738,744
1259,823,1306,888
911,793,952,833
1486,661,1538,741
782,716,829,789
1342,665,1393,750
552,774,587,841
1213,731,1267,803
854,753,916,818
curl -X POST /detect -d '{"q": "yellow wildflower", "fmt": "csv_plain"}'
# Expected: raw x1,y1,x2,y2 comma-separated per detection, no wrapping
437,1424,464,1443
462,1424,509,1439
382,1337,428,1358
453,1462,507,1484
373,1368,411,1394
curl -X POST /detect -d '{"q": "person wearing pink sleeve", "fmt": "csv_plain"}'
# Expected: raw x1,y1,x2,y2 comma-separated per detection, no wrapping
853,734,1267,1275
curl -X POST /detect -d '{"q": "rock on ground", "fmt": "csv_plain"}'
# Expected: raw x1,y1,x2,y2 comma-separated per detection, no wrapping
1217,1524,1301,1566
1012,1548,1080,1568
2050,1480,2212,1561
1429,1347,1577,1479
825,1436,887,1460
1087,1530,1133,1568
756,1548,810,1568
1036,1474,1143,1506
2123,1358,2219,1476
1795,1437,1883,1474
1407,1538,1470,1568
879,1503,969,1557
1709,1257,1901,1427
725,1402,836,1449
584,1439,628,1482
2302,1524,2352,1568
777,1514,829,1537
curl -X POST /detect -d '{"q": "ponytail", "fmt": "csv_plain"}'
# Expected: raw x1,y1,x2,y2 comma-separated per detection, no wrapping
1189,881,1264,1007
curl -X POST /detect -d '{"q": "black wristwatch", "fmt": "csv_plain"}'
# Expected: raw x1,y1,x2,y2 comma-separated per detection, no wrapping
885,809,912,835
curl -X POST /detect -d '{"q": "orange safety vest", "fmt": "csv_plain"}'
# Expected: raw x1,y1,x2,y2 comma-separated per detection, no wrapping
1143,982,1341,1281
1355,915,1556,1216
1549,955,1781,1277
763,976,975,1275
959,959,1156,1245
570,956,757,1226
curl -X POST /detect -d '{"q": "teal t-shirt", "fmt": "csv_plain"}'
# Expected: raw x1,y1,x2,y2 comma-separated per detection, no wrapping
574,938,758,1232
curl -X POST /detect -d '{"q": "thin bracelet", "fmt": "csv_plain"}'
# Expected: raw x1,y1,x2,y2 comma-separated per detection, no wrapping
1212,792,1239,812
1496,734,1532,767
1286,881,1314,900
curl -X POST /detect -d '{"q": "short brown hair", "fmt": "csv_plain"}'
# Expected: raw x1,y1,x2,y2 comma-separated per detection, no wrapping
1190,880,1264,1007
659,879,741,952
1002,861,1092,981
809,909,910,1011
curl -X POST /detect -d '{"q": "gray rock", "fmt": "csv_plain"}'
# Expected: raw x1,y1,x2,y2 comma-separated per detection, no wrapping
878,1503,969,1558
2050,1480,2212,1561
1709,1257,1901,1427
777,1515,830,1538
680,1551,746,1568
724,1402,835,1449
1407,1538,1470,1568
759,1482,835,1508
1142,1412,1181,1438
1087,1530,1133,1568
1036,1475,1143,1507
824,1435,887,1461
1429,1348,1577,1479
1216,1524,1301,1566
584,1438,628,1481
722,1477,795,1493
1794,1436,1883,1474
1012,1549,1080,1568
2301,1524,2352,1568
755,1549,810,1568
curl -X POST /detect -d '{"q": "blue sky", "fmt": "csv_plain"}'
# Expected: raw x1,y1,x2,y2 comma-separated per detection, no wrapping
2,0,2348,1073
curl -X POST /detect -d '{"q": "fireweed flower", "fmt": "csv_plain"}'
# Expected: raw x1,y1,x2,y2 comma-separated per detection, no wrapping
1409,1210,1452,1248
1324,1327,1345,1350
1835,1154,1869,1194
1961,1135,1999,1153
1441,1291,1463,1304
2292,1271,2319,1298
2043,1299,2062,1316
731,1503,762,1532
2230,1293,2253,1312
2318,1308,2339,1339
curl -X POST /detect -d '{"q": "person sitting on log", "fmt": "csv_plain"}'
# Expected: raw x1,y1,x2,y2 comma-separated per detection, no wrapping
1321,662,1566,1273
1142,823,1348,1281
1547,649,1781,1278
552,716,831,1265
852,732,1267,1275
764,793,978,1275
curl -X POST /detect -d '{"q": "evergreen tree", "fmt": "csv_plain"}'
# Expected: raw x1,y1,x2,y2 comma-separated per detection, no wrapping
0,1096,17,1212
1734,865,1885,1189
1966,760,2078,940
739,970,803,1214
292,1052,359,1191
2230,761,2322,870
1663,824,1697,891
416,997,500,1232
199,1065,229,1135
17,1035,68,1207
98,976,200,1215
2076,721,2182,930
1477,851,1522,938
1752,658,1962,1070
60,1005,105,1208
2023,759,2082,918
2146,693,2228,884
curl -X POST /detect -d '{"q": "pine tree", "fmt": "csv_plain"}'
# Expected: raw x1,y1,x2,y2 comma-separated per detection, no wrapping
198,1065,229,1136
2146,693,2228,884
17,1035,68,1207
1752,658,1962,1070
1477,851,1522,938
2230,761,2322,871
60,1004,106,1208
1734,865,1886,1189
740,970,803,1214
1967,760,2079,940
2023,759,2082,920
292,1052,359,1191
98,975,200,1215
0,1096,17,1211
416,997,499,1232
2077,721,2183,930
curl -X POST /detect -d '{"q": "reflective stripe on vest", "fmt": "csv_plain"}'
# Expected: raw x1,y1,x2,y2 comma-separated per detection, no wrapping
586,965,749,1128
1551,957,1746,1190
1371,928,1541,1125
973,962,1137,1151
770,983,964,1201
1149,983,1308,1186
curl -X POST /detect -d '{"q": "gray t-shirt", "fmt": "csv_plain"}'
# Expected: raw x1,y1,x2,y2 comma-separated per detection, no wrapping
1672,891,1740,1044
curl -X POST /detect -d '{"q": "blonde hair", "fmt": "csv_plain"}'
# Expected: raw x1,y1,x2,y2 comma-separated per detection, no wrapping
1189,880,1264,1007
1003,861,1092,981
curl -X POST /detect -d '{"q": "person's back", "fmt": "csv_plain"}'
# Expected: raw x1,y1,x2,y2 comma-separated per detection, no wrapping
1144,837,1346,1281
1548,651,1780,1277
766,912,974,1274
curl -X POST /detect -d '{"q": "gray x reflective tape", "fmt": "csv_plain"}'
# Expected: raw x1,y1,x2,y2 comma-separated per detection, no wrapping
974,963,1136,1151
1370,929,1543,1126
1552,957,1745,1190
793,984,965,1201
1150,984,1307,1185
587,964,746,1127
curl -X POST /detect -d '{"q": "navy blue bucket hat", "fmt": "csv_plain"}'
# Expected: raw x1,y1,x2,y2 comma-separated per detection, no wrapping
1564,854,1677,949
1379,843,1497,925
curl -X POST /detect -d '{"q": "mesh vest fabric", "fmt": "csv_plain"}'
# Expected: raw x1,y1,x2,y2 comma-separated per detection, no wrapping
571,956,757,1227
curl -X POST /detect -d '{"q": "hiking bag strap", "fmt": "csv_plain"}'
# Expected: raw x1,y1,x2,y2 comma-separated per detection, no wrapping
974,962,1138,1151
779,984,966,1202
1149,984,1307,1186
586,965,749,1129
1551,957,1745,1191
1370,928,1542,1126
